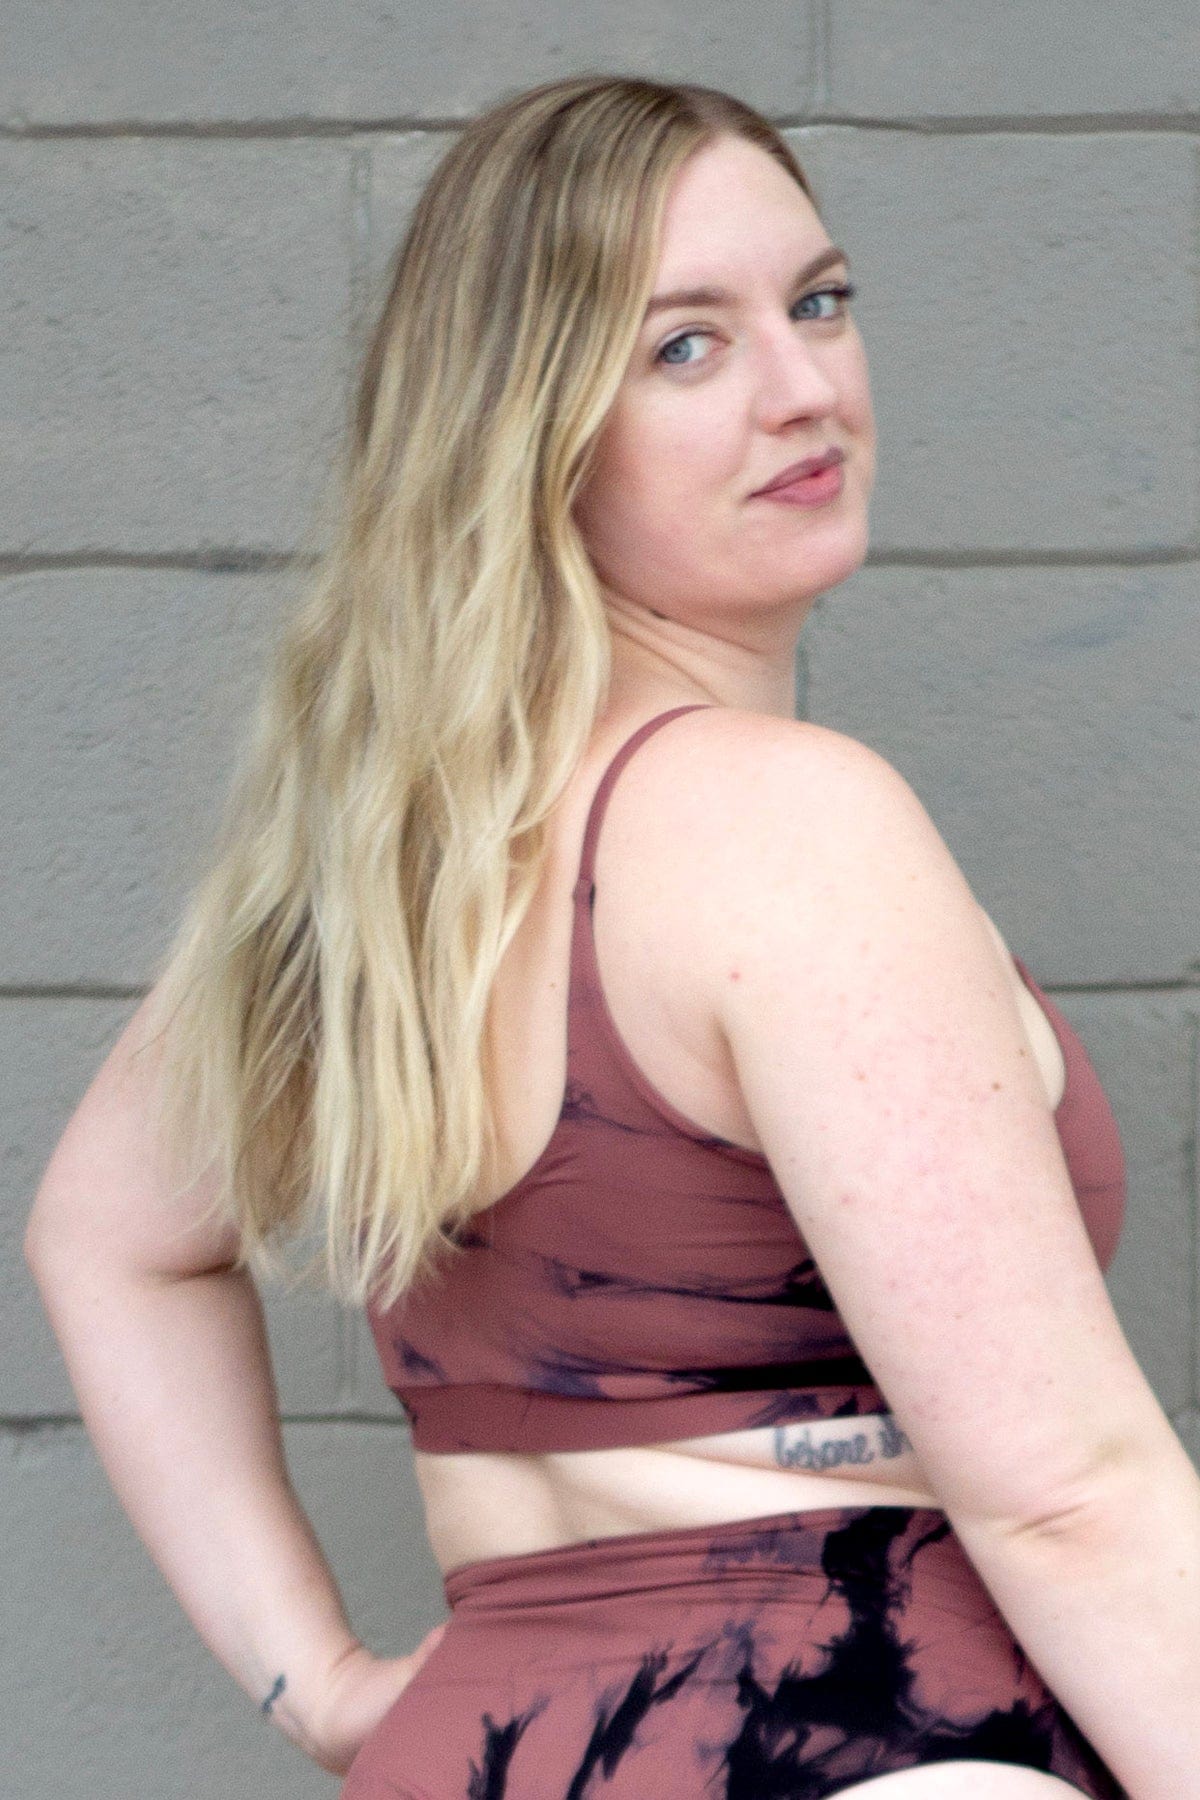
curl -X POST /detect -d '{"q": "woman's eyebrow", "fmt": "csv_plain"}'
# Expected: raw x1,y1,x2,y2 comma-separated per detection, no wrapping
642,245,849,321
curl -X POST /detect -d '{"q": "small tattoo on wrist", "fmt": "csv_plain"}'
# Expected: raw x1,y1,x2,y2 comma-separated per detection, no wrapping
260,1674,286,1717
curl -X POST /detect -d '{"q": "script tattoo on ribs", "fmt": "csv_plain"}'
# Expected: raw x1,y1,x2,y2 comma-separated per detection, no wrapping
772,1412,912,1473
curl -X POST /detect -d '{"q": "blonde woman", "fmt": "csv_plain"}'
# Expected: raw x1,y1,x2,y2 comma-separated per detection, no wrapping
24,73,1198,1800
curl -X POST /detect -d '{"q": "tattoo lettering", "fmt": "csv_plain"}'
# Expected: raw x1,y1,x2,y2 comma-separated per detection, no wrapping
260,1673,286,1717
773,1425,874,1471
773,1413,913,1473
878,1413,912,1459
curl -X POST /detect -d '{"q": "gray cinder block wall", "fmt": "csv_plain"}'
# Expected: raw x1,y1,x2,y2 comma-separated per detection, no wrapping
3,5,1198,1794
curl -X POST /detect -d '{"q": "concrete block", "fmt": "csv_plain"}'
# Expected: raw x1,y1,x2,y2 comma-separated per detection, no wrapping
0,140,354,553
786,127,1199,552
259,1273,350,1419
828,3,1200,118
2,569,292,983
0,1417,437,1797
1,0,822,128
803,563,1200,978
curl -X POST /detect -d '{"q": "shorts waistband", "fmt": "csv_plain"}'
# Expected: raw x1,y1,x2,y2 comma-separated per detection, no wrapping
442,1503,950,1614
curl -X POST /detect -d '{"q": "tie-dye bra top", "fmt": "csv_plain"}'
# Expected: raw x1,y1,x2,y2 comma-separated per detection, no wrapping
365,706,1127,1454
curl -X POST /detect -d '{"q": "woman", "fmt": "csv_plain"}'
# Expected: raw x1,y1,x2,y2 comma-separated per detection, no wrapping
23,73,1198,1800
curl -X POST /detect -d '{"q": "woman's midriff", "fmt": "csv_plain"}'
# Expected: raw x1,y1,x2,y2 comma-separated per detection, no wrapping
414,1410,940,1579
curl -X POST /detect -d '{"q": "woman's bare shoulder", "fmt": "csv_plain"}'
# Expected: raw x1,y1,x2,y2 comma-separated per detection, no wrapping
624,705,889,836
634,706,932,928
605,702,945,978
615,702,983,1031
655,705,901,817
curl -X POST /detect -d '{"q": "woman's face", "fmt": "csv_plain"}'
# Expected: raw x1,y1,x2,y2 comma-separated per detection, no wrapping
573,133,876,640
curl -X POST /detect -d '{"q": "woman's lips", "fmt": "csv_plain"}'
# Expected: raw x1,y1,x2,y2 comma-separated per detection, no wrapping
752,462,845,507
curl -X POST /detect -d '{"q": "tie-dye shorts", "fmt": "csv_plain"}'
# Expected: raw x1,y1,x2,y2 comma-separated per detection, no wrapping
339,1503,1126,1799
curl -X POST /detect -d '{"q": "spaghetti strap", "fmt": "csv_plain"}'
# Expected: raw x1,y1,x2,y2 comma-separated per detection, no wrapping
572,704,714,902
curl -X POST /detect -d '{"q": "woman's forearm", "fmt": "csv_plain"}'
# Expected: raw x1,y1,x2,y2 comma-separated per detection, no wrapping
954,1435,1200,1799
25,1238,361,1762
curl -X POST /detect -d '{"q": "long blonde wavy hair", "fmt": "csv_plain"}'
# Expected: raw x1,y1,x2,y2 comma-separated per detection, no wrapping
137,73,821,1313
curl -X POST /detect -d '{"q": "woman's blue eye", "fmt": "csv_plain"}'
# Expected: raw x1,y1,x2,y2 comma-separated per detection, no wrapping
655,281,858,368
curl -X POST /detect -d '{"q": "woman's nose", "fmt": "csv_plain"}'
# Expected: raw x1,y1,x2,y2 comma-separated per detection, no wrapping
757,332,841,420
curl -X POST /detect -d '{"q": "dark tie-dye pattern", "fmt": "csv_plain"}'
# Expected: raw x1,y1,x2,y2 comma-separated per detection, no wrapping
339,1504,1127,1798
366,706,1128,1457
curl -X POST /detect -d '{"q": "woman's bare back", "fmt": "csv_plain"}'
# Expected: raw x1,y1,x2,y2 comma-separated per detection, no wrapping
410,702,1069,1581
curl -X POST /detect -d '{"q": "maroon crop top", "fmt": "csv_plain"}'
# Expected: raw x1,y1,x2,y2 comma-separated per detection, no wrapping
366,706,1127,1454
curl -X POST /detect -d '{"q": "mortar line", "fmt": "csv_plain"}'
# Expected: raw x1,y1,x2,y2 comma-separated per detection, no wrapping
3,547,1199,577
3,116,1200,141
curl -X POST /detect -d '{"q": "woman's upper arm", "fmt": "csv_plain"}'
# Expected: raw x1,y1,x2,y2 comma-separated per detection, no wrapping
23,984,243,1280
704,719,1157,1535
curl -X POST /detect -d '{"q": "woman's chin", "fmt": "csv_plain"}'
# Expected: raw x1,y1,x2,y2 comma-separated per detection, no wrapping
791,521,871,592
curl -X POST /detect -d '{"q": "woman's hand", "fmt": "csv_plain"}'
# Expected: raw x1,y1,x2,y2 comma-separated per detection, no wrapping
306,1621,451,1776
